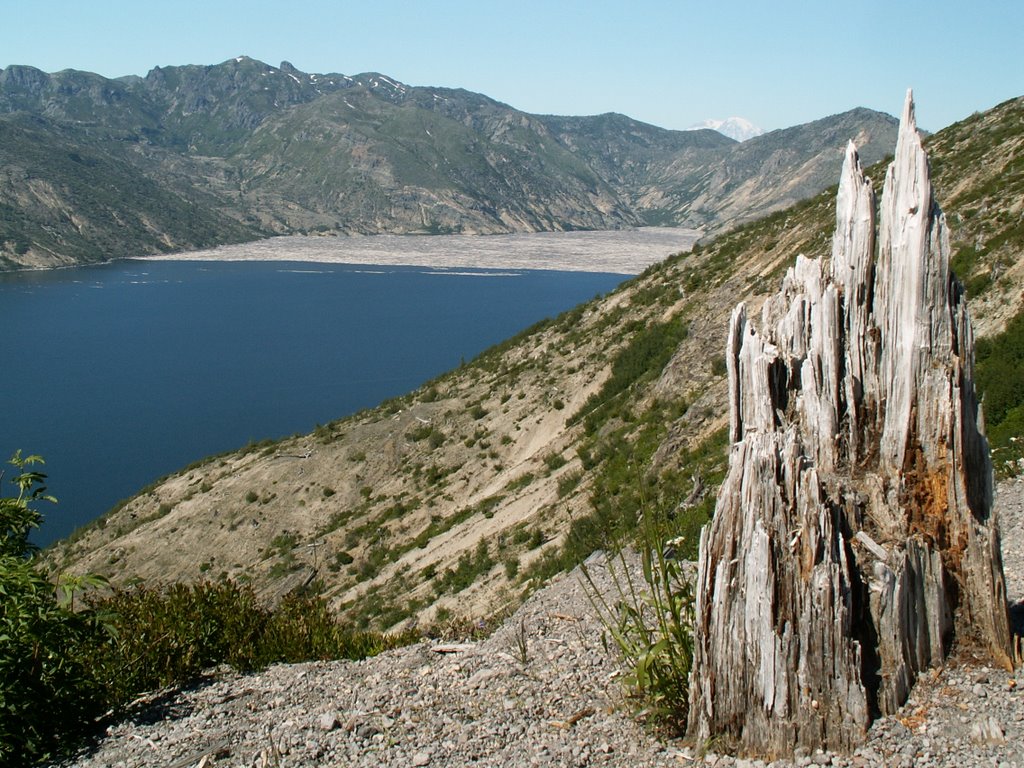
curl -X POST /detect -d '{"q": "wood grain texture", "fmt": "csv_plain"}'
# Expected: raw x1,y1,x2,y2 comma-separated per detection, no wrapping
687,91,1013,757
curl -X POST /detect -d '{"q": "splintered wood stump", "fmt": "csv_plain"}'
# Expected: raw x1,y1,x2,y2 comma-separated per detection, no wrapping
686,91,1013,757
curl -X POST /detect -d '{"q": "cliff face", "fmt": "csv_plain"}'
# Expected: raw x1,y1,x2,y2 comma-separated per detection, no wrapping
687,92,1013,755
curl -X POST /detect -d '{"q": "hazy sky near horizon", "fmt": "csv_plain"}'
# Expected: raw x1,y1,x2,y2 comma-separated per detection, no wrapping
2,0,1020,133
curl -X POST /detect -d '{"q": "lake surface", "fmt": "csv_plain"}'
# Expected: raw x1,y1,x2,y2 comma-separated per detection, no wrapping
1,260,627,546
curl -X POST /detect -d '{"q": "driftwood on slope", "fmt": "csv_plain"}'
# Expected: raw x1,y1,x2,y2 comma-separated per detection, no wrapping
686,91,1014,757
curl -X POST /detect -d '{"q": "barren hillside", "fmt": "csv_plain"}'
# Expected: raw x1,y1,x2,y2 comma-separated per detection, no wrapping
47,96,1024,631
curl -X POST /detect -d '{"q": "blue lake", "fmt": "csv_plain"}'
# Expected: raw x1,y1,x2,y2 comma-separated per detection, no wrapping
0,260,626,546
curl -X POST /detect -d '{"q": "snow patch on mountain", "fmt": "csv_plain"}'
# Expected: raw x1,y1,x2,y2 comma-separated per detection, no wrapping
687,116,763,142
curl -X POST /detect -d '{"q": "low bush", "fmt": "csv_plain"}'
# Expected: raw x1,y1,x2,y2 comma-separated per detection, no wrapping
544,453,568,473
434,539,494,595
581,516,695,733
975,306,1024,475
0,453,417,765
1,453,110,764
570,317,689,434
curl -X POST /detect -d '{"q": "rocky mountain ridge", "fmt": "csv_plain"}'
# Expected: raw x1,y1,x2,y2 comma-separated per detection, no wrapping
1,56,899,269
46,94,1024,638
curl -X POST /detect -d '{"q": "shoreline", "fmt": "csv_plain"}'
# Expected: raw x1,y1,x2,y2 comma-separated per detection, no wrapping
134,228,702,275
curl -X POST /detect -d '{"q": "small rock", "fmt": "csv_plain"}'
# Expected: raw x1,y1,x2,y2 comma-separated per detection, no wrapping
355,723,381,740
412,751,432,766
317,712,339,731
969,715,1005,745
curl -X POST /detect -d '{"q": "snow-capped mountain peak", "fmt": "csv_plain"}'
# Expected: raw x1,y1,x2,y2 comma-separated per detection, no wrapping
687,117,764,142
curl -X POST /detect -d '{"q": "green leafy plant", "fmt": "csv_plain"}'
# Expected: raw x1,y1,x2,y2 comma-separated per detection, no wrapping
544,453,568,473
83,582,418,705
972,305,1024,475
1,453,419,765
581,517,695,732
0,453,108,765
509,618,530,665
0,451,52,556
433,539,494,595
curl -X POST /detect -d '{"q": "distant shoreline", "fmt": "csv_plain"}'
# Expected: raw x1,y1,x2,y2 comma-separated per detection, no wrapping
136,228,702,275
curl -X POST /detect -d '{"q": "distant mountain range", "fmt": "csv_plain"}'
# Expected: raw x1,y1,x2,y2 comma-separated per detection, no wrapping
687,117,764,142
0,56,899,270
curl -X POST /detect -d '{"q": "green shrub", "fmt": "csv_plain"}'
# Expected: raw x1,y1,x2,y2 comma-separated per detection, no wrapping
329,550,354,572
544,453,568,472
0,453,108,765
270,532,298,554
82,582,417,704
570,318,689,434
406,424,434,441
557,470,583,498
0,561,106,764
1,454,419,764
83,581,266,702
434,539,494,594
976,306,1024,475
581,515,695,732
503,558,520,580
505,472,535,492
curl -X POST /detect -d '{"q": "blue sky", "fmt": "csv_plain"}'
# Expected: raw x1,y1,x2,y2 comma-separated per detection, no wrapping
2,0,1020,133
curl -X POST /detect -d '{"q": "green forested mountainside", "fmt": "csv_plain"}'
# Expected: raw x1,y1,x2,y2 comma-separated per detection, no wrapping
1,56,899,269
48,94,1024,630
0,116,261,269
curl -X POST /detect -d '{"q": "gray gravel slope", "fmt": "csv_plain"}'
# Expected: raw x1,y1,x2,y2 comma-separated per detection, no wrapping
59,480,1024,768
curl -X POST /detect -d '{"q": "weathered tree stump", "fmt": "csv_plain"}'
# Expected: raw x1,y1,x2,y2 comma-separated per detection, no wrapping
686,91,1014,757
